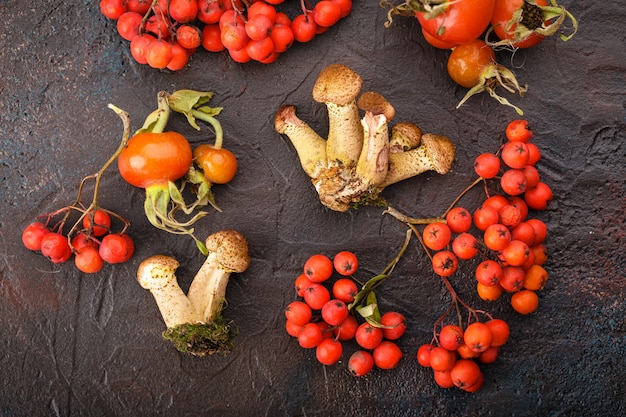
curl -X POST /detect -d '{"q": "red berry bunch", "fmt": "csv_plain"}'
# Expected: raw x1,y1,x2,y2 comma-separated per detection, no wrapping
405,119,551,316
284,251,408,376
417,318,510,392
469,119,552,314
99,0,353,69
22,207,135,274
21,108,135,274
381,119,553,391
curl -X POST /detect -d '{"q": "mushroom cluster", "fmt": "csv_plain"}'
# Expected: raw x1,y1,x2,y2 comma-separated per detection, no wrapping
275,64,456,212
137,230,250,356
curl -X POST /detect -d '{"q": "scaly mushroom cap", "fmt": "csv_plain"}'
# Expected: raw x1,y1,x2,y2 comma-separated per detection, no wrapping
390,122,422,153
205,230,250,273
137,255,180,290
312,64,363,105
357,91,396,122
420,133,456,175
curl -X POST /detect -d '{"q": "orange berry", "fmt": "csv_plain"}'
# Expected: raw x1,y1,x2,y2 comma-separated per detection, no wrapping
511,290,539,314
524,264,548,290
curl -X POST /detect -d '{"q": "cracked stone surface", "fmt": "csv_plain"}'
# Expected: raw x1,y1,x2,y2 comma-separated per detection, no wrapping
0,1,624,416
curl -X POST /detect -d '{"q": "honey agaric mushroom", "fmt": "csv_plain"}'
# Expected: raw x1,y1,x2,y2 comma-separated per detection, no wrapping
137,255,201,329
380,133,456,188
312,63,364,166
356,112,391,187
275,63,456,212
137,230,250,356
187,230,250,324
274,105,327,178
354,92,395,186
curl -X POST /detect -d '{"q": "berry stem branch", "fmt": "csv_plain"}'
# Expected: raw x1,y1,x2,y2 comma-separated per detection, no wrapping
190,109,224,149
383,206,442,225
65,105,132,242
348,228,412,311
441,176,483,219
383,176,482,225
299,0,310,15
404,222,476,328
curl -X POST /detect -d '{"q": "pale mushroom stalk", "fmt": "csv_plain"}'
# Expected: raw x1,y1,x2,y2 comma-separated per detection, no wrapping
355,91,395,187
274,105,327,178
187,251,231,322
187,230,251,323
312,64,364,166
355,112,390,187
324,102,363,165
380,133,456,188
137,255,202,329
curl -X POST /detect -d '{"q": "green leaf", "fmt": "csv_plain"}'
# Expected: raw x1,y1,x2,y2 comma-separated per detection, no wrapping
348,273,387,309
135,108,163,135
168,89,214,113
136,92,172,135
356,303,378,320
168,181,188,211
366,291,382,322
196,105,223,117
167,90,222,131
196,239,208,256
183,165,222,213
364,316,383,328
144,192,161,229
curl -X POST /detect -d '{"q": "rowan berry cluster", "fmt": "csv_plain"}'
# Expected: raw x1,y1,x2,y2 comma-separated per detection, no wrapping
21,108,135,274
99,0,353,69
417,318,510,391
22,207,134,274
284,250,409,377
386,118,553,391
434,119,551,312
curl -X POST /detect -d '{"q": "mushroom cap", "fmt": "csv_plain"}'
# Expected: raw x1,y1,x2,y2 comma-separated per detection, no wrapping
357,91,395,121
137,255,180,290
312,64,363,105
420,133,456,175
205,230,250,273
390,122,422,152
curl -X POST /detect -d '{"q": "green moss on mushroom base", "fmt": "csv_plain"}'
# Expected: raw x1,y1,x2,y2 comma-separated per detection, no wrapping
162,315,237,356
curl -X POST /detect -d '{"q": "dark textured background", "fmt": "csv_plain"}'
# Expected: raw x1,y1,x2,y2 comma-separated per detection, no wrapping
1,1,624,416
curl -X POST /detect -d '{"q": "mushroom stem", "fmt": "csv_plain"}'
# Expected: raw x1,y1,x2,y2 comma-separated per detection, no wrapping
380,133,456,187
137,255,201,328
312,64,364,166
187,230,250,323
325,101,363,165
355,112,390,187
274,105,327,178
187,252,231,323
